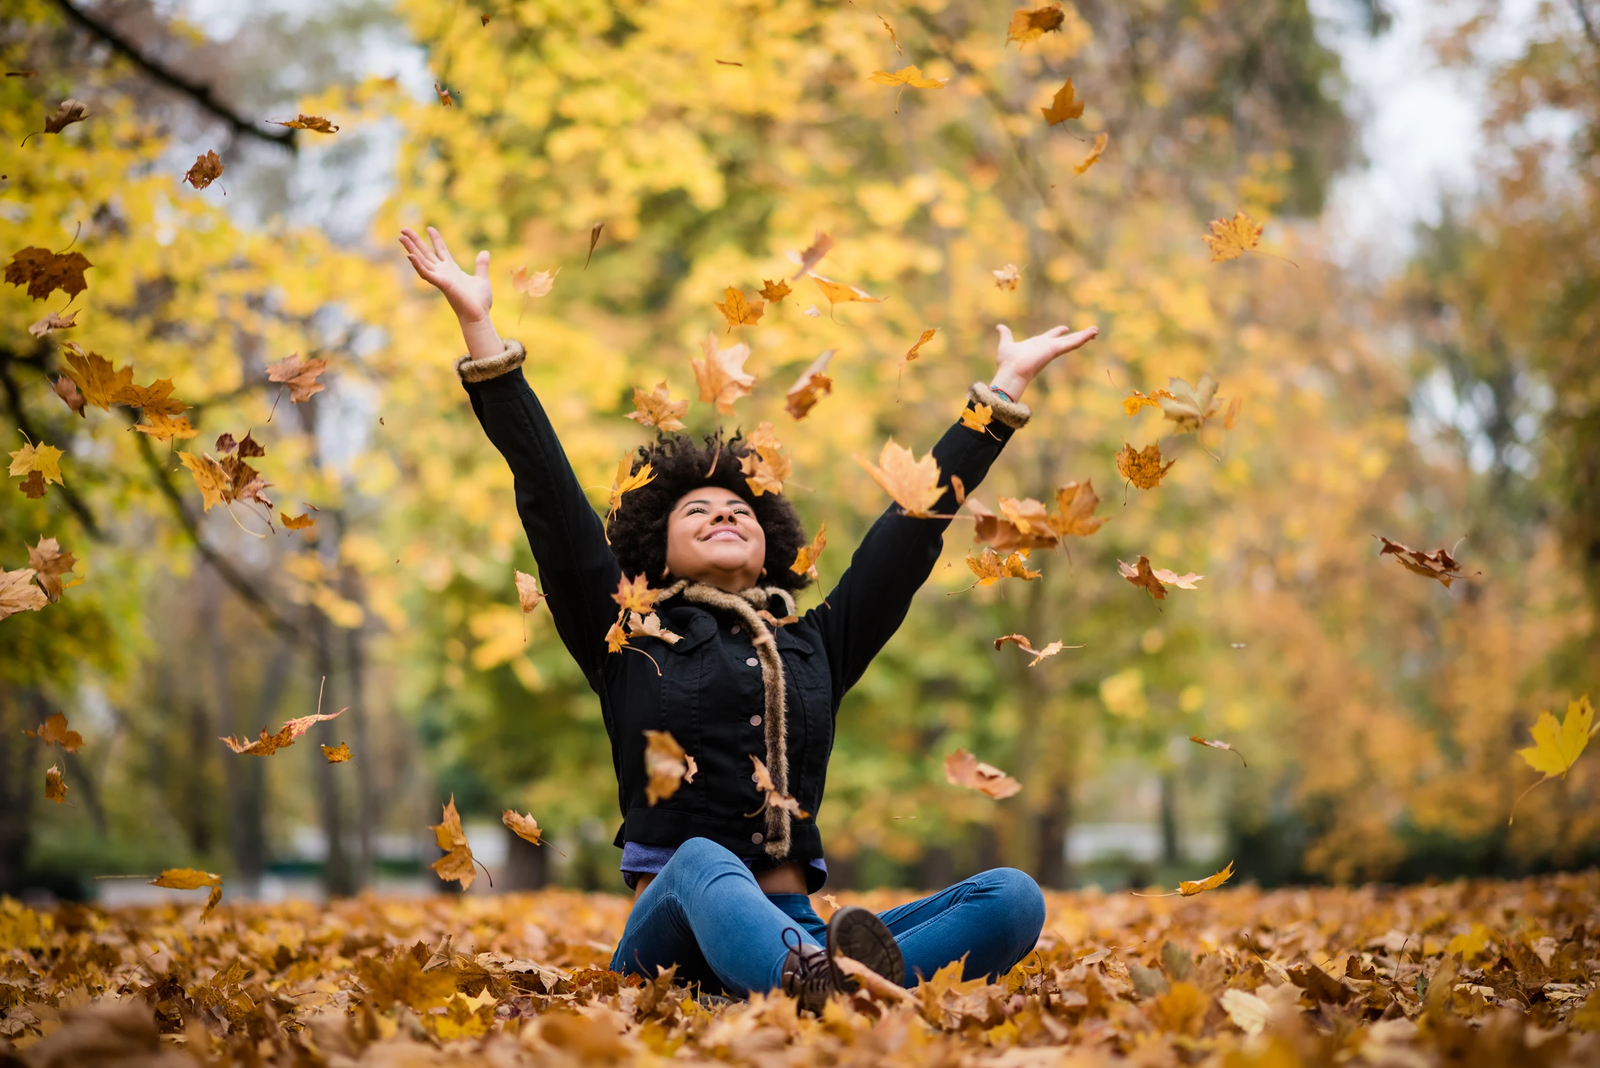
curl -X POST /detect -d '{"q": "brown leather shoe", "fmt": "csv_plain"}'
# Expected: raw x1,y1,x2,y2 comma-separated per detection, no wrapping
780,906,903,1013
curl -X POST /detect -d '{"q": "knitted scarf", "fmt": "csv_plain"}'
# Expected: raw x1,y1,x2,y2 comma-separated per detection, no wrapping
657,579,800,859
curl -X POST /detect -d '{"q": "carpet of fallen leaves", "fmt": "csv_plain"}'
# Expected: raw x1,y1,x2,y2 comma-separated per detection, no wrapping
3,871,1599,1067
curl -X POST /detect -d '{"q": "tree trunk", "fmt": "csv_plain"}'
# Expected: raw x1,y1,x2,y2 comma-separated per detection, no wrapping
1035,780,1071,889
342,569,375,890
1159,768,1180,865
311,611,353,896
503,824,549,890
0,687,40,894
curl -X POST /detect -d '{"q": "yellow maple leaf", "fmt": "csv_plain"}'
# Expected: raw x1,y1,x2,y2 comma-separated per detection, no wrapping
854,439,944,517
960,403,994,433
739,422,790,496
1074,132,1109,175
269,114,339,132
9,441,64,486
811,272,886,316
112,377,186,414
612,573,661,616
511,264,559,297
179,452,234,511
1203,211,1263,262
713,286,765,330
61,344,133,410
790,522,827,580
131,411,199,441
758,278,792,303
502,809,547,846
691,331,756,413
432,990,497,1040
321,743,352,763
1179,860,1234,896
784,349,835,420
430,795,477,890
644,729,698,805
965,547,1042,587
282,511,316,531
1040,78,1084,125
608,455,655,518
1116,441,1175,489
1007,4,1066,44
625,381,689,431
1511,695,1596,823
868,66,947,111
992,264,1022,290
1048,480,1107,538
150,867,222,890
27,537,79,603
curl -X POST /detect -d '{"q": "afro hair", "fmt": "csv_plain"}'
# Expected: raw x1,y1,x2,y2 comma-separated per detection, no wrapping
606,431,813,592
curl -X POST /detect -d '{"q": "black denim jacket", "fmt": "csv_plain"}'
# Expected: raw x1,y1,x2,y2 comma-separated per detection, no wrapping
462,361,1021,876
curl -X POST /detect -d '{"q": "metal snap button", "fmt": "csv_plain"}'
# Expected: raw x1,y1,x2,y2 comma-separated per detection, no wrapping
750,715,762,726
751,832,764,844
731,624,740,634
745,656,758,667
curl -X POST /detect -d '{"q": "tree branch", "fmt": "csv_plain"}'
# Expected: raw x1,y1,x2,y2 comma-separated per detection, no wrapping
51,0,297,151
0,344,105,541
1571,0,1600,51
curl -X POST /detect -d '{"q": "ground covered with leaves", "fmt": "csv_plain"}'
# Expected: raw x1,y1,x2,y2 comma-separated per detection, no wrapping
3,871,1599,1066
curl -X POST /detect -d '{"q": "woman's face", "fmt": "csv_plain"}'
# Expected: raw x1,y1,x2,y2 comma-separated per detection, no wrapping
664,486,767,592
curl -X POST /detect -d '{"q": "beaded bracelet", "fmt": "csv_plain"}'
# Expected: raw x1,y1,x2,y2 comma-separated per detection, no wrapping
989,385,1015,403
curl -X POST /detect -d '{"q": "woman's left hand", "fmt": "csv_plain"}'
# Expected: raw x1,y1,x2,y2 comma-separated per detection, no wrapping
990,323,1099,402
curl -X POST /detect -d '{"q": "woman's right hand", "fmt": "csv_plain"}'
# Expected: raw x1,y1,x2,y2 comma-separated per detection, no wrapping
400,226,494,324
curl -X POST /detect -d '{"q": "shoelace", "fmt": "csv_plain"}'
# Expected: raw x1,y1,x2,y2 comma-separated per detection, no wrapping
781,928,831,996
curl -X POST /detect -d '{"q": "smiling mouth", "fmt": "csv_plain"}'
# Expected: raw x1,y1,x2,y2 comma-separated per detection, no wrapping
702,529,746,543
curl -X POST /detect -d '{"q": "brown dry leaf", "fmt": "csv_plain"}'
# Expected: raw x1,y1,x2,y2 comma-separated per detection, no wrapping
626,610,682,646
0,567,49,620
51,375,86,417
281,511,316,531
749,755,809,818
42,98,90,134
758,278,792,303
5,246,92,302
265,353,328,403
854,439,944,517
269,114,340,132
61,344,132,410
1118,556,1203,600
784,349,835,420
834,954,913,1003
960,403,993,433
1375,535,1467,588
739,422,790,496
879,14,903,54
515,569,546,614
625,381,688,431
992,264,1022,291
1153,565,1204,589
1074,132,1109,174
10,441,64,488
180,452,233,511
18,470,46,498
29,309,78,338
967,496,1057,552
713,286,765,330
112,377,186,415
644,729,697,804
586,222,604,268
1117,441,1175,489
1179,860,1235,896
434,81,454,106
1204,211,1263,261
502,809,546,846
511,264,559,297
608,456,655,518
220,706,344,756
944,748,1022,799
811,272,886,315
321,743,352,763
1007,4,1066,44
150,868,225,916
1040,78,1084,125
27,536,78,602
993,633,1079,666
1190,736,1247,766
26,710,84,751
790,522,827,580
44,764,67,803
905,327,938,361
789,231,835,279
612,573,660,616
430,796,477,891
184,150,224,189
131,411,199,441
964,547,1042,588
692,331,756,413
1157,375,1225,433
181,441,272,512
1048,480,1107,538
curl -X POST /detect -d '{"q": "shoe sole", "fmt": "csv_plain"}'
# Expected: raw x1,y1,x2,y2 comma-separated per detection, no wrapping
826,905,904,992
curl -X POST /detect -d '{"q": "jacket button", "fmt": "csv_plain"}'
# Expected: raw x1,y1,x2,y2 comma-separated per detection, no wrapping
745,656,758,667
731,624,740,634
751,832,764,844
750,714,762,726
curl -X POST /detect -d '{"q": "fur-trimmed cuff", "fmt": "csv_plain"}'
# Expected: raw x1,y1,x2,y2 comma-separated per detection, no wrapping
968,382,1031,429
455,339,527,384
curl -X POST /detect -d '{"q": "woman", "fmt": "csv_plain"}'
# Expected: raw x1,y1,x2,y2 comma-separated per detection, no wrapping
400,226,1097,1010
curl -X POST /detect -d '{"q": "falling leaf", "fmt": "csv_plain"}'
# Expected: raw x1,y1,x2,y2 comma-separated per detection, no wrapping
515,570,545,614
180,446,272,512
1375,536,1467,588
1509,696,1596,823
265,353,329,403
282,511,316,531
220,706,344,756
1122,388,1173,417
25,711,83,751
605,619,627,654
1157,375,1226,433
1119,556,1203,600
184,150,224,189
758,278,792,303
790,522,827,580
1074,132,1109,174
430,796,477,891
960,404,993,433
585,222,604,269
51,376,85,417
749,755,810,818
967,496,1057,552
131,411,199,441
627,610,682,645
944,748,1022,799
612,573,661,616
44,764,67,803
625,381,689,431
269,114,340,132
993,633,1078,666
35,97,90,138
1224,396,1243,429
713,286,765,330
1040,78,1084,125
868,66,947,110
854,439,944,517
965,547,1041,587
905,327,938,361
111,377,186,415
0,568,48,620
1203,211,1263,262
691,331,756,413
18,471,45,498
149,868,224,918
502,810,548,846
784,349,835,420
480,13,490,24
1190,736,1247,766
321,743,352,763
5,246,92,302
1179,860,1235,896
511,264,559,297
789,232,836,279
27,537,78,602
9,440,64,488
879,14,902,54
60,344,132,410
434,81,454,106
714,59,743,66
992,264,1022,291
180,452,232,511
802,305,821,317
1048,480,1107,538
739,422,790,496
28,309,78,338
608,456,655,518
811,272,886,314
644,729,697,805
1116,441,1175,489
1007,4,1066,44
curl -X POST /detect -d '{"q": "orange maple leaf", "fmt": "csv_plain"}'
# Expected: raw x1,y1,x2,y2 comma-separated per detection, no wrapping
626,381,689,431
944,748,1022,798
691,331,756,413
854,439,944,517
784,349,835,420
713,286,765,330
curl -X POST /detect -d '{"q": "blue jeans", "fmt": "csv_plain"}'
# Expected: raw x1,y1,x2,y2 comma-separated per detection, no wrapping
608,837,1046,996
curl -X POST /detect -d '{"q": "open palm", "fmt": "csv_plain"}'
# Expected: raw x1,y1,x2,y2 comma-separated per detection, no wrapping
400,226,493,323
991,323,1099,399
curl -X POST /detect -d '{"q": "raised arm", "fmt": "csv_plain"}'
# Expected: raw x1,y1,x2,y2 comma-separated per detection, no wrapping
401,227,620,682
810,323,1098,700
